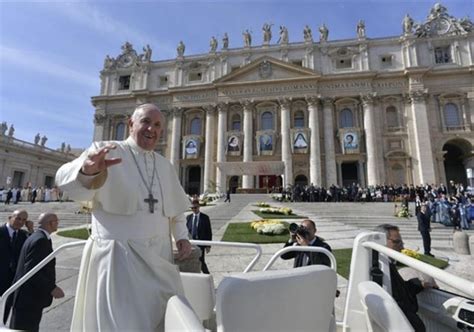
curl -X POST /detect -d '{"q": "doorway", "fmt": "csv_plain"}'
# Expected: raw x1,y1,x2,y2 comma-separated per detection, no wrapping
443,141,468,185
186,166,201,195
341,162,358,187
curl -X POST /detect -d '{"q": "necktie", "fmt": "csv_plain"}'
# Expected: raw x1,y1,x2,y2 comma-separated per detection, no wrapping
11,231,17,245
192,215,198,239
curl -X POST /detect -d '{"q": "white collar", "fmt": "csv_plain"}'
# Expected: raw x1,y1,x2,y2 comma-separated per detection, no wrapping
5,223,15,238
38,228,51,240
126,137,154,155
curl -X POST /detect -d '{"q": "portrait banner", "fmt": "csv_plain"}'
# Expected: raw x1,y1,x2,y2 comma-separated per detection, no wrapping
183,137,200,159
341,129,360,154
226,133,242,156
291,129,309,154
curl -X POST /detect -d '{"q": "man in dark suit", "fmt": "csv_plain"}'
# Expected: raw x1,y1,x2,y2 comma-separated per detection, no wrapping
186,200,212,274
0,209,29,324
377,224,437,332
417,204,433,256
9,212,64,332
281,219,332,267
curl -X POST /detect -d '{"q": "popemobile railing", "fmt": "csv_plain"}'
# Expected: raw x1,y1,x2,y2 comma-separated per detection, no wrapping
262,246,337,272
189,240,262,273
0,240,87,328
0,239,263,328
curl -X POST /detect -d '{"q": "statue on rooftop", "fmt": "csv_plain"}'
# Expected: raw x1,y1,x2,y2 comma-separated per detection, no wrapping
61,142,66,152
8,125,14,137
243,29,252,47
34,133,40,145
210,36,218,52
402,14,414,35
177,41,185,57
303,25,313,42
357,20,366,38
142,44,152,62
319,24,329,42
262,23,272,44
278,25,289,44
222,33,229,50
1,122,7,135
40,135,47,147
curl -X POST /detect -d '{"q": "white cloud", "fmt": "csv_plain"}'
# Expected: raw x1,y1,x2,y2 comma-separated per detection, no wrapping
0,45,98,89
43,2,160,49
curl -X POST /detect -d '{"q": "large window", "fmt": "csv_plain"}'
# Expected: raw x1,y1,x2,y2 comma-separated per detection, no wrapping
386,106,399,128
115,122,125,140
434,46,452,64
444,103,461,127
294,111,305,128
190,117,202,135
118,75,131,90
261,112,274,130
231,114,241,131
339,108,354,128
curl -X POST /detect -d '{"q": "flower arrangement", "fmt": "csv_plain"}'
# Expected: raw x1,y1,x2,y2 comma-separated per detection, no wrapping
401,248,421,259
256,202,271,207
396,206,412,218
259,207,293,215
250,220,287,235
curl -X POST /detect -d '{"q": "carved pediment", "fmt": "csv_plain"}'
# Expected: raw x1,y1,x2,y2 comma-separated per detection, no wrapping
215,56,319,85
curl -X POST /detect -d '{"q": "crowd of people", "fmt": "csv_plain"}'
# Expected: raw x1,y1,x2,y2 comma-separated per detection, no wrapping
278,181,470,203
0,186,68,204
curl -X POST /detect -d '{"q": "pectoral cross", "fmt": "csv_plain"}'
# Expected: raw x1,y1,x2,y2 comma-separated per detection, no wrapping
144,193,158,213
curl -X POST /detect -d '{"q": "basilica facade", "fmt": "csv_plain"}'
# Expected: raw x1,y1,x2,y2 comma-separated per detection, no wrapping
91,4,474,194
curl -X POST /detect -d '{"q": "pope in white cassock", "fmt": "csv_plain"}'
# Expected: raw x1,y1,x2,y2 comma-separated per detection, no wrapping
55,104,192,331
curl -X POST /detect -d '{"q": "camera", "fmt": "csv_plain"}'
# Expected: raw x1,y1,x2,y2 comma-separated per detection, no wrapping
289,223,310,239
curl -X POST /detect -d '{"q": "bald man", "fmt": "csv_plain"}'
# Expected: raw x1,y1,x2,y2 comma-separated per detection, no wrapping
0,210,29,323
9,213,64,332
56,103,192,331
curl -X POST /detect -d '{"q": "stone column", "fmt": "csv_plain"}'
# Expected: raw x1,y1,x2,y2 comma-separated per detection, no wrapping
358,160,366,186
203,105,216,193
361,94,379,186
93,110,106,141
170,108,183,173
409,91,436,184
216,103,228,193
242,101,254,189
336,161,342,186
307,97,322,185
322,98,337,186
279,98,293,187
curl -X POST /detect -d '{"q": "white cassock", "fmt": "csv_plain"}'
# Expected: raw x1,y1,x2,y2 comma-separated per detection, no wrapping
56,137,190,331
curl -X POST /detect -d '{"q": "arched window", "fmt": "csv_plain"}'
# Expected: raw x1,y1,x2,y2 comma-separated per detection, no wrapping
444,103,461,127
261,112,274,130
115,122,125,140
386,106,399,128
294,111,305,128
340,108,353,128
231,114,241,131
294,174,308,186
190,117,202,135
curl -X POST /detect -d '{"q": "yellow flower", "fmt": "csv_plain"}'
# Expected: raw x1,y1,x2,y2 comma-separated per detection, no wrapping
401,248,421,259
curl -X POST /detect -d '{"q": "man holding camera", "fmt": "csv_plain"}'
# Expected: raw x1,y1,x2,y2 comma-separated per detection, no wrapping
281,219,332,267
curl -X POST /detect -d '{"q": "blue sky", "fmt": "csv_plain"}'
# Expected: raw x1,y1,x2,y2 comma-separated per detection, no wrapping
0,0,471,150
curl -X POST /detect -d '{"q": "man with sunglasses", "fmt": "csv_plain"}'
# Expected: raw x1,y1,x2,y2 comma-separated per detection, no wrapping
186,200,212,274
377,224,437,332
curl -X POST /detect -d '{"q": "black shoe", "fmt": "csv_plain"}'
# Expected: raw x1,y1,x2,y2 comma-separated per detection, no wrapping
425,253,434,257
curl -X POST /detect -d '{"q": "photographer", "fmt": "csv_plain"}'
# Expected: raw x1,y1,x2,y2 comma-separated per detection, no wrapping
281,219,332,267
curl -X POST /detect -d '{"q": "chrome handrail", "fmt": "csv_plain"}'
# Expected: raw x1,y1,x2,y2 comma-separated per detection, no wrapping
190,240,262,273
362,241,474,298
262,246,337,272
0,240,87,327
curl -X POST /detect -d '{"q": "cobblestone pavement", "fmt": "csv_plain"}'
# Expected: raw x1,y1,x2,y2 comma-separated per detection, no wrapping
1,196,472,331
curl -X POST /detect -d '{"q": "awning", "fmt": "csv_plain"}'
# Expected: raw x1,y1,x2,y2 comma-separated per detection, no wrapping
215,161,285,176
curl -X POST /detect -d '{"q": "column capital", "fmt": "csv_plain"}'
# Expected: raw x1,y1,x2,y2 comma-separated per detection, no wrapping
93,112,107,125
360,93,378,106
322,97,334,107
171,107,184,117
305,96,321,108
278,97,292,110
409,90,429,103
217,102,229,113
241,100,255,111
203,104,217,114
160,109,173,120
